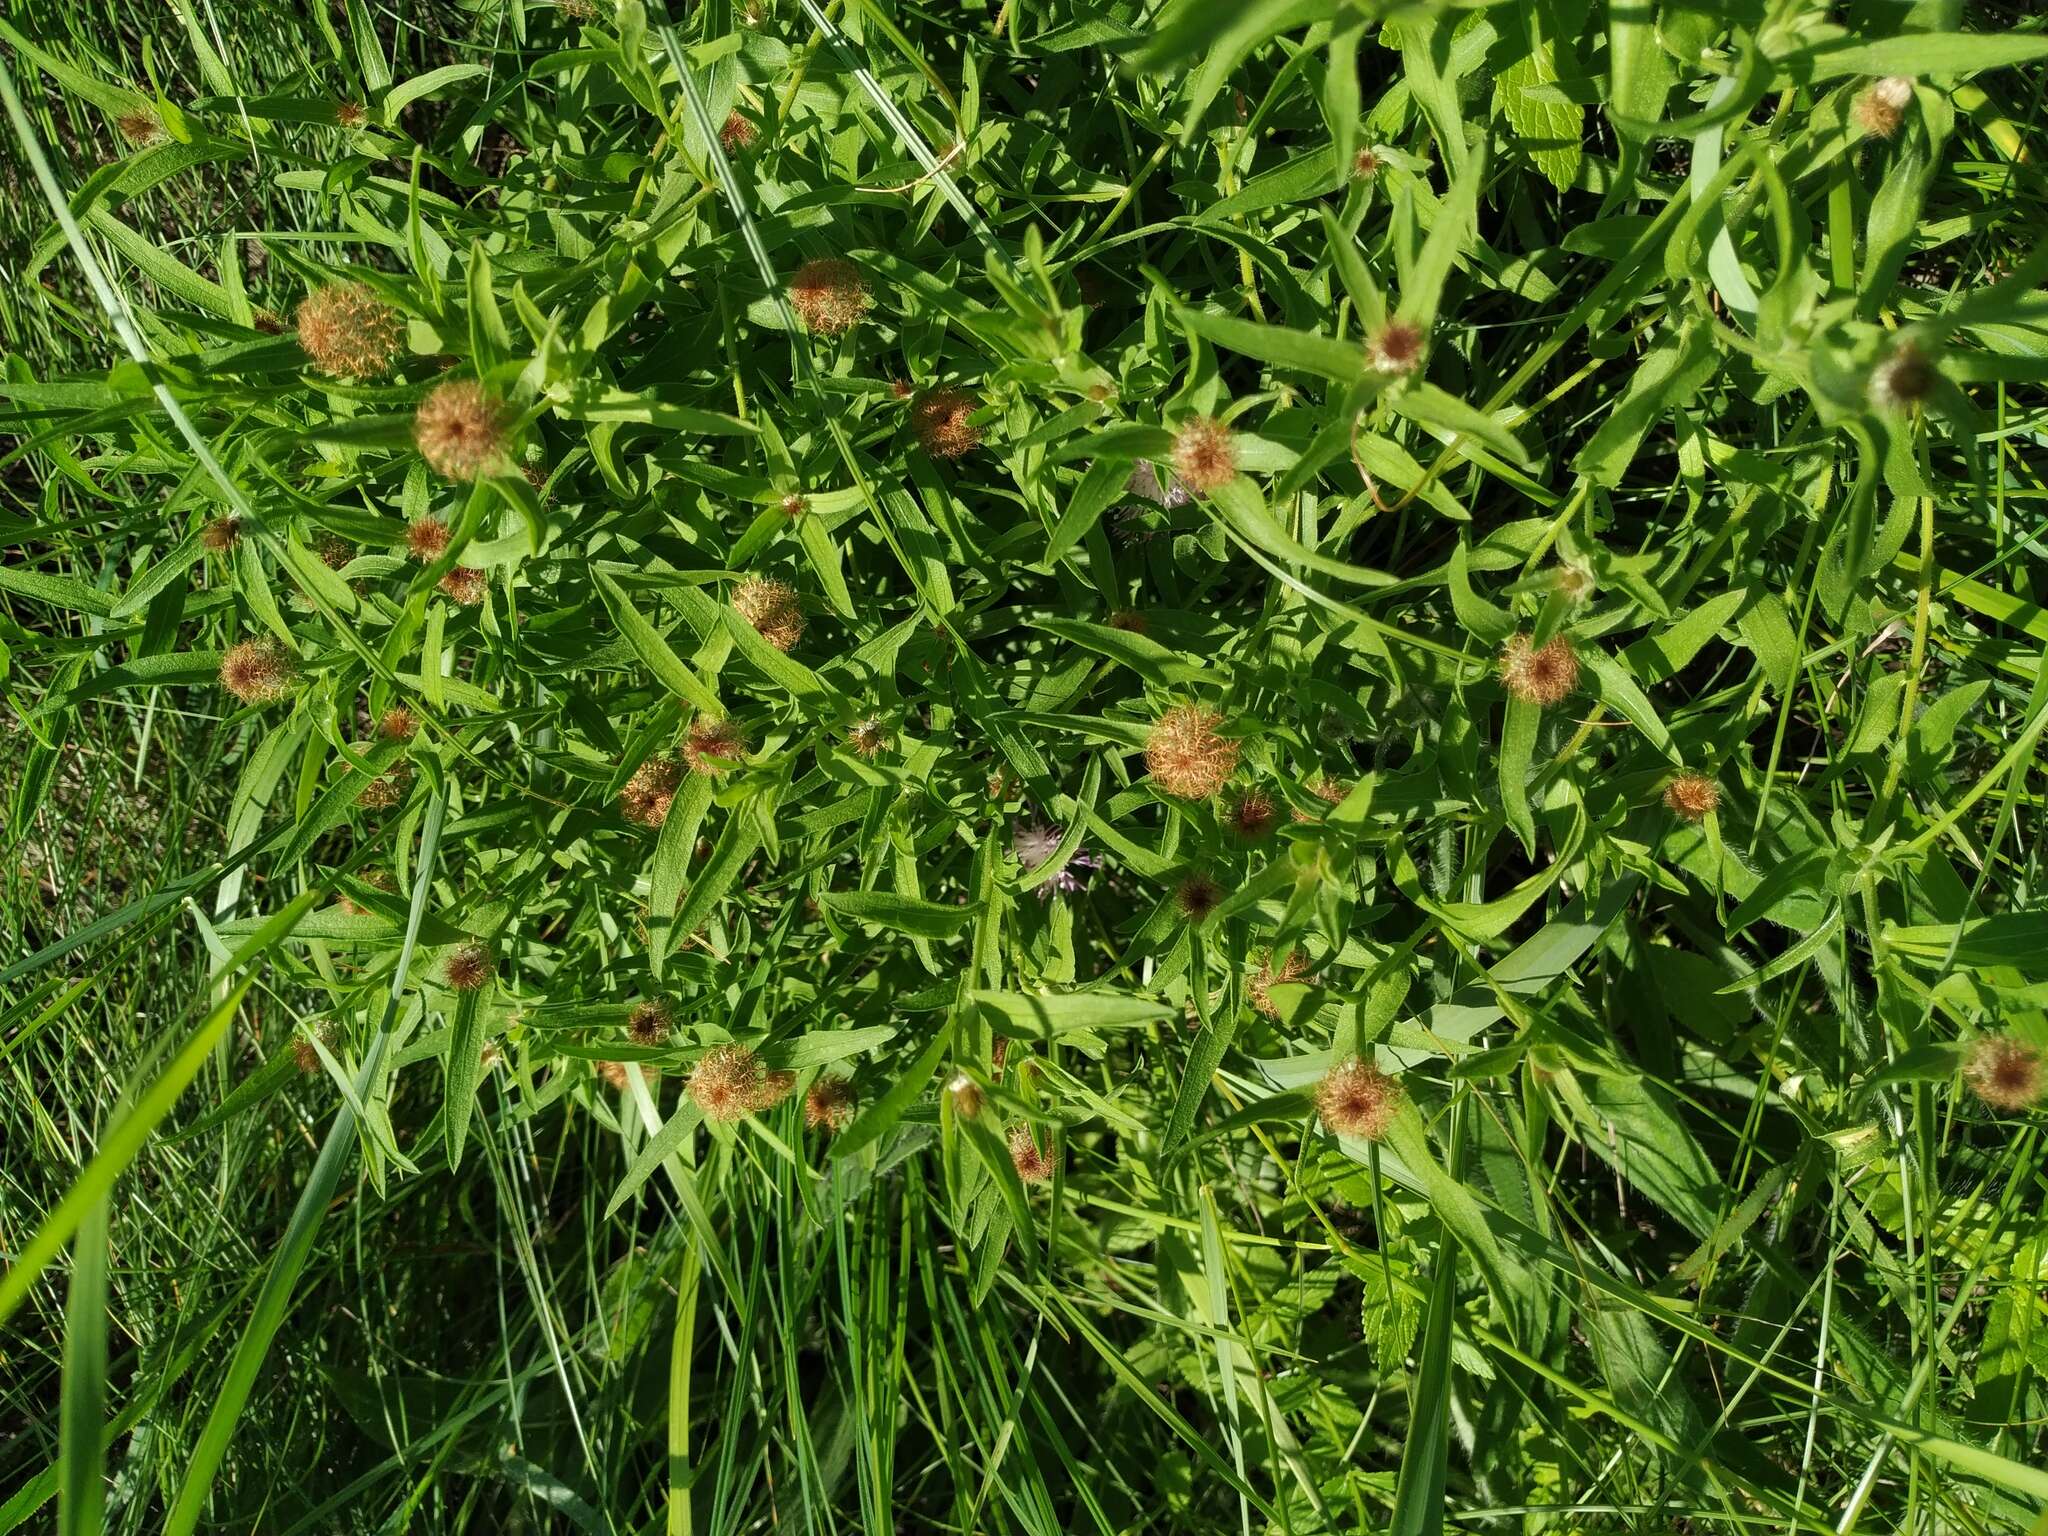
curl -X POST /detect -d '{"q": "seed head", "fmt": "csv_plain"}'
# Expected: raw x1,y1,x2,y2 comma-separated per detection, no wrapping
406,516,451,561
290,1022,338,1074
1871,343,1939,413
219,639,296,705
202,516,243,553
626,999,672,1047
1498,633,1579,709
788,257,870,336
1106,609,1148,635
1351,147,1382,180
780,492,808,518
296,282,403,379
1367,321,1425,376
1174,871,1226,924
1169,417,1236,496
805,1075,857,1133
335,99,368,129
1249,949,1312,1019
1145,705,1239,799
1854,76,1914,139
316,535,354,571
847,717,889,759
911,387,982,459
379,707,418,741
414,380,507,481
754,1069,797,1111
1226,787,1278,840
683,717,747,776
439,566,487,605
731,577,804,651
621,752,684,827
1964,1035,2045,1113
946,1072,984,1119
719,112,757,154
1007,1123,1059,1183
444,943,492,991
1663,771,1720,821
1012,821,1064,869
355,762,411,810
1314,1057,1402,1140
690,1044,765,1121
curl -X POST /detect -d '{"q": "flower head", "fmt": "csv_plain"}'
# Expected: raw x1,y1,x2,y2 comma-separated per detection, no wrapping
1351,147,1382,180
683,717,747,776
805,1075,858,1133
1174,871,1225,924
598,1059,655,1091
1498,633,1579,708
290,1021,338,1074
379,707,418,741
754,1069,797,1111
719,112,758,154
946,1072,984,1119
1554,563,1595,603
731,576,804,651
438,566,487,605
1145,705,1239,799
621,752,684,827
1008,1123,1059,1183
1314,1057,1401,1140
1226,786,1278,840
219,639,296,705
334,99,368,129
781,492,808,518
202,516,243,553
1106,609,1148,635
1012,821,1093,897
116,109,167,148
316,535,354,571
1871,343,1938,413
911,387,981,459
1663,772,1720,821
1170,417,1236,496
444,943,492,991
414,380,506,481
1293,775,1350,821
788,257,870,336
847,717,890,759
1368,322,1424,376
296,282,403,379
1249,948,1312,1019
1964,1035,2045,1113
627,999,672,1047
355,762,410,810
690,1044,765,1122
406,516,451,561
338,866,395,916
1854,76,1914,139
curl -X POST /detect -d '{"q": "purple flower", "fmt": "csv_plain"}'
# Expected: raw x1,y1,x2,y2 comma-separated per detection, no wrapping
1011,821,1095,899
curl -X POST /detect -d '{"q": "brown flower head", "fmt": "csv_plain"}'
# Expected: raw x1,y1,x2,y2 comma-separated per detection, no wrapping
805,1075,858,1133
1351,147,1382,180
788,257,870,336
731,576,804,651
439,566,487,605
1315,1057,1402,1140
1498,633,1579,709
690,1044,765,1122
1226,786,1278,840
561,0,599,18
289,1021,338,1074
1170,417,1236,496
316,535,354,571
1249,948,1312,1019
753,1069,797,1112
219,639,296,705
1293,775,1351,821
1106,609,1148,635
621,752,684,827
946,1071,984,1119
335,99,368,129
911,386,981,459
1174,871,1226,924
719,112,757,154
202,516,243,554
355,762,411,810
405,516,451,561
1145,704,1239,799
296,282,403,379
115,110,166,147
444,943,492,991
1964,1036,2045,1113
1871,343,1938,413
889,377,915,401
1368,321,1425,376
683,717,747,776
847,717,890,759
379,706,419,741
1008,1123,1059,1183
780,492,808,518
414,380,507,481
627,999,672,1046
1854,76,1914,139
1663,771,1720,822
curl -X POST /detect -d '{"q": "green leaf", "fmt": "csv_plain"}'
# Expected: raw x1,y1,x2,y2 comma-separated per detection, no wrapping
1177,308,1364,382
820,890,976,939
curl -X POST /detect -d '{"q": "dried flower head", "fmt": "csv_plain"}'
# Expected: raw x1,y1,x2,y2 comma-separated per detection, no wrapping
1107,609,1148,635
690,1044,765,1121
1964,1035,2045,1113
1854,76,1914,139
334,99,368,129
444,943,492,991
202,516,243,553
805,1075,858,1133
847,717,889,759
1249,949,1312,1019
889,377,915,401
561,0,599,18
1170,417,1236,496
414,380,507,481
754,1069,797,1111
438,566,487,605
911,386,982,459
1292,775,1350,822
683,717,747,776
316,535,353,571
1145,705,1239,799
337,866,395,916
1351,147,1382,180
1175,871,1226,924
1012,821,1064,870
379,707,418,741
1663,772,1720,821
731,577,804,651
355,762,410,810
1368,321,1425,376
1554,563,1595,603
290,1021,338,1074
719,112,757,153
1227,787,1278,840
946,1072,984,1119
788,257,870,336
296,282,403,379
1008,1123,1059,1183
252,310,286,335
116,109,167,148
1498,633,1579,708
406,516,451,561
1871,343,1939,412
780,492,808,518
621,752,684,827
219,639,296,705
627,999,672,1047
1315,1057,1402,1140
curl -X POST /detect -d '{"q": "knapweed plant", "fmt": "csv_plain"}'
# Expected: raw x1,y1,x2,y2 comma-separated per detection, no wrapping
3,1,2047,1532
